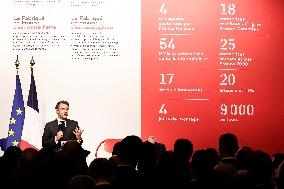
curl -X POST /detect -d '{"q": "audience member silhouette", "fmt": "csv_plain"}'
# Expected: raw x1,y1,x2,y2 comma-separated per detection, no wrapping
68,175,96,189
156,151,177,188
37,152,78,189
147,136,166,159
218,133,240,169
247,150,274,189
89,158,114,189
109,141,121,166
214,162,238,189
273,153,284,171
138,141,159,188
191,149,215,189
0,146,22,189
61,140,90,175
112,135,143,189
206,147,220,169
235,146,253,170
17,148,40,189
276,160,284,189
173,138,193,188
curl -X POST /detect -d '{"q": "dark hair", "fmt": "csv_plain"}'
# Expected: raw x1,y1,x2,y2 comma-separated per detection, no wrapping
55,100,69,109
174,138,193,153
219,133,238,155
174,138,193,160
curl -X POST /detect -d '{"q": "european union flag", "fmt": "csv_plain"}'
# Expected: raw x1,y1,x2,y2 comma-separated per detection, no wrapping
5,74,25,150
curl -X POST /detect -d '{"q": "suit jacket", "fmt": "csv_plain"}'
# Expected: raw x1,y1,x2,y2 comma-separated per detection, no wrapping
42,119,83,150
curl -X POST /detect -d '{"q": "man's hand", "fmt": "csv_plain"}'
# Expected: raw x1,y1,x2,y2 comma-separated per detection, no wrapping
56,131,63,141
73,127,84,140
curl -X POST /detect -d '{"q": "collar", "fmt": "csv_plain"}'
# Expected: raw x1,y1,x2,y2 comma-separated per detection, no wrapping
57,118,66,125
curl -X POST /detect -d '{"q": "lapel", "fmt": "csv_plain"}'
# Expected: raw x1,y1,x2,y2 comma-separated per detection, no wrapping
53,119,59,130
66,119,70,128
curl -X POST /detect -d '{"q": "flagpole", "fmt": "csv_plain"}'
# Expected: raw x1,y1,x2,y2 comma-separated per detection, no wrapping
15,55,20,75
30,56,35,74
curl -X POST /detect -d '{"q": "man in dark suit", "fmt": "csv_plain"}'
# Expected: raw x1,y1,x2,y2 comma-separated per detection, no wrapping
42,100,84,151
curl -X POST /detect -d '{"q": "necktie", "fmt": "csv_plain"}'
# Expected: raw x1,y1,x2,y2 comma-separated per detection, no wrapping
59,121,65,131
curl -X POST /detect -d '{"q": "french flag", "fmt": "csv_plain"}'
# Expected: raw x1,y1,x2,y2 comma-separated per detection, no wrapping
20,65,41,150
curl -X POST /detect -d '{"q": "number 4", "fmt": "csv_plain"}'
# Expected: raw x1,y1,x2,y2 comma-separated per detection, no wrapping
159,3,167,14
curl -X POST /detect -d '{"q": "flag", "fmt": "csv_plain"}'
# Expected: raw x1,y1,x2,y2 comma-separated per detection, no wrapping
20,70,41,150
5,74,25,150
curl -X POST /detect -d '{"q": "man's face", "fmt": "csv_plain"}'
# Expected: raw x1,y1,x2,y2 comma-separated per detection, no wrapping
148,136,156,144
56,103,69,120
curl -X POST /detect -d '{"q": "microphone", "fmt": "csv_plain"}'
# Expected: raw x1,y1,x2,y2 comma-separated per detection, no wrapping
58,121,65,148
59,121,65,131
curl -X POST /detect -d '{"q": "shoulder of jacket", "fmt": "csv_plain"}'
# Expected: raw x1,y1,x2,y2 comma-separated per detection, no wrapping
46,119,57,125
67,119,78,124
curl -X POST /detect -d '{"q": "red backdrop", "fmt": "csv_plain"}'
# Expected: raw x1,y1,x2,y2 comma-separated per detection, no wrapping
141,0,284,154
